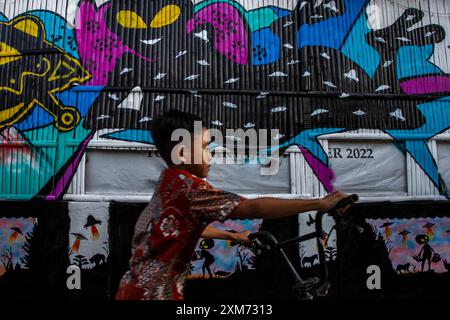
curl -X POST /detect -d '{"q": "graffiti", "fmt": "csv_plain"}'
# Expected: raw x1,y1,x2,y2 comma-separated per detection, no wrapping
193,239,216,278
0,217,36,277
0,0,448,201
189,219,261,278
368,217,450,273
68,202,109,270
0,202,70,299
0,15,90,131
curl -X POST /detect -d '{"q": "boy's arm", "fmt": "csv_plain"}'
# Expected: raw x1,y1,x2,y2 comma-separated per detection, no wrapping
201,226,251,244
229,191,349,219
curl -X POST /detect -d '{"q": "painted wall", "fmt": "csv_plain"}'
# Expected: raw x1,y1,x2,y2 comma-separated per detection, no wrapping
1,201,449,299
1,0,450,299
0,0,449,200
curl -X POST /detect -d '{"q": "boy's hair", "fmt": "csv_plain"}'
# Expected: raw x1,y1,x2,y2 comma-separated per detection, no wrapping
151,110,203,165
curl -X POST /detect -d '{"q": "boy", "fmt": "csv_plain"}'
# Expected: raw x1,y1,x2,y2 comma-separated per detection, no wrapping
116,110,349,300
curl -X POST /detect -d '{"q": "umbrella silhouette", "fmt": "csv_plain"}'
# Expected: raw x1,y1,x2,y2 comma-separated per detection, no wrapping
71,233,88,253
422,222,435,240
8,227,23,244
398,229,410,248
84,215,102,240
380,222,394,240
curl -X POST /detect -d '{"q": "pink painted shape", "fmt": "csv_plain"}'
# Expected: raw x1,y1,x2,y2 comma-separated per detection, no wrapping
44,131,94,200
186,3,249,65
75,1,154,86
400,75,450,95
300,147,335,192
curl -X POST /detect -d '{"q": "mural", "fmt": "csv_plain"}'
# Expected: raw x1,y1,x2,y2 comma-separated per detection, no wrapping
0,15,90,132
0,0,449,200
68,202,109,270
0,202,70,299
368,217,450,274
298,212,338,268
189,219,262,279
0,217,36,277
1,1,449,298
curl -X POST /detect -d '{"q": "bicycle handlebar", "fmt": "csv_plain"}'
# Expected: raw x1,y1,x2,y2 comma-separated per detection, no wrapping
324,193,359,217
247,193,359,299
248,194,359,242
332,193,359,210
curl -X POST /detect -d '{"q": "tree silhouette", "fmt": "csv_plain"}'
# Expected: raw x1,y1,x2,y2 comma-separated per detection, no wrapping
235,245,250,271
1,248,13,271
73,254,89,269
20,223,37,269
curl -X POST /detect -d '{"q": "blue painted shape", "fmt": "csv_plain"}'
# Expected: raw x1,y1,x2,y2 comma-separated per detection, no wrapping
387,97,450,195
297,0,368,49
23,10,79,59
16,86,102,131
406,140,439,184
401,139,440,188
0,12,7,22
56,87,102,117
396,45,442,80
281,128,344,164
252,27,280,65
269,7,291,18
15,106,53,131
262,128,344,164
102,129,154,145
341,14,380,78
387,97,450,138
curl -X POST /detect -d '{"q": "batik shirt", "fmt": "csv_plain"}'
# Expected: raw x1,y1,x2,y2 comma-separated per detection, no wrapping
115,167,245,300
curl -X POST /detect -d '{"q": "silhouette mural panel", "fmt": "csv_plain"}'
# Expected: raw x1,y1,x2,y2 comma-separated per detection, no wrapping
189,219,262,279
368,217,450,274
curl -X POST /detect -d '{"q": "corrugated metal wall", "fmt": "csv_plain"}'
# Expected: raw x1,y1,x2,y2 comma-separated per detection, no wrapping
0,0,449,200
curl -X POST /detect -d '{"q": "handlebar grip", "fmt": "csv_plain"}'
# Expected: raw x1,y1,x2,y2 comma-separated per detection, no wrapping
332,194,358,211
248,232,258,241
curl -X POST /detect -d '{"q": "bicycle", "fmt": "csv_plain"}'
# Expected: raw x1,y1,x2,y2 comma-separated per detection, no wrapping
249,194,359,300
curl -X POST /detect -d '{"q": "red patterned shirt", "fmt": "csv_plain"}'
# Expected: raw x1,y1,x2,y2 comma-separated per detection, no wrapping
115,167,245,300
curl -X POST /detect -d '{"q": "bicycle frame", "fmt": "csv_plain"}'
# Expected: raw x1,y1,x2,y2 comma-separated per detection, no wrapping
249,194,358,299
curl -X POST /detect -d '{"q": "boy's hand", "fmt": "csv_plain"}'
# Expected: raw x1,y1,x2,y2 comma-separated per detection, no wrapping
231,231,252,246
319,191,349,213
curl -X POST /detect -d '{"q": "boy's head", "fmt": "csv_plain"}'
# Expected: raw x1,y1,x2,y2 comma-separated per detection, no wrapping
151,110,212,178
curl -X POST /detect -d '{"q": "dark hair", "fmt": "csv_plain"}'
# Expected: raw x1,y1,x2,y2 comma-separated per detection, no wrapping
151,110,203,165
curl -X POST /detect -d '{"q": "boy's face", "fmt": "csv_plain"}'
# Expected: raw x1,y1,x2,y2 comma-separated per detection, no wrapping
175,127,212,178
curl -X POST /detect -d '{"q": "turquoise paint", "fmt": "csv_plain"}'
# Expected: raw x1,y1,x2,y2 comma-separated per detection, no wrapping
341,14,380,78
396,45,442,79
102,129,154,145
1,123,92,199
